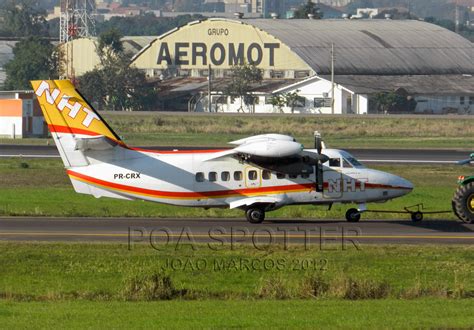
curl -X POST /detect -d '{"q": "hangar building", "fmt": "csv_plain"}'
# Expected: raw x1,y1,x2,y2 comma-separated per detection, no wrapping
130,18,474,114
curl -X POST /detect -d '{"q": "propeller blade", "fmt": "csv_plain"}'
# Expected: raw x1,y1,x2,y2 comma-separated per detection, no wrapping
304,154,329,165
314,131,322,155
457,158,472,165
457,153,474,165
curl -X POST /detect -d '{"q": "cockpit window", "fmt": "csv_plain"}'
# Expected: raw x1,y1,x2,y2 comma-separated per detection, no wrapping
346,157,364,168
343,159,352,168
328,158,341,167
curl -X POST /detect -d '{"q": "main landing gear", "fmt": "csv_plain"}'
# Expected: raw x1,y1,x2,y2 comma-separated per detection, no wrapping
245,207,265,224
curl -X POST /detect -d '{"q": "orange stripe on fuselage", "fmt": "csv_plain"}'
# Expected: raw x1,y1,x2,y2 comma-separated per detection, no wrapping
67,170,313,200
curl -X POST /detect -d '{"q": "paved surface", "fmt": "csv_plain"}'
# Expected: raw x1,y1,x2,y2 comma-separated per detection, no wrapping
1,217,473,245
0,145,470,164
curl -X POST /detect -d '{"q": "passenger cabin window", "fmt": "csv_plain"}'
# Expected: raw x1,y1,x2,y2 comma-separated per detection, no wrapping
195,172,204,182
301,173,310,179
234,171,243,181
248,170,258,180
221,171,230,181
289,174,298,179
262,170,271,180
329,158,341,167
209,172,217,182
276,173,285,179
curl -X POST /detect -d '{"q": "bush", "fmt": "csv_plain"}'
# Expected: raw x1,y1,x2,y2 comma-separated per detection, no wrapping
257,277,292,299
121,273,179,301
300,274,329,298
343,278,391,300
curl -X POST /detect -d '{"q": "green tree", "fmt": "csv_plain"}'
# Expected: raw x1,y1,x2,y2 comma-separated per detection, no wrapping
97,28,124,58
270,94,285,113
4,37,57,90
293,0,323,19
77,69,106,110
78,30,157,111
271,90,302,113
371,91,416,114
0,0,48,37
224,63,263,113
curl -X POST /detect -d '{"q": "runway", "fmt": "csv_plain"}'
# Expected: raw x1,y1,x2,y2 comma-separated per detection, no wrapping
0,144,470,164
1,217,473,245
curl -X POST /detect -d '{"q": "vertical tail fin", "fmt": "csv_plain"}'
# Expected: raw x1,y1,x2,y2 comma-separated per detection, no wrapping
31,80,123,167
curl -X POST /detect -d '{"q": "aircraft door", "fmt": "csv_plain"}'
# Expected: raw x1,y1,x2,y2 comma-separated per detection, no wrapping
245,167,261,188
323,158,343,199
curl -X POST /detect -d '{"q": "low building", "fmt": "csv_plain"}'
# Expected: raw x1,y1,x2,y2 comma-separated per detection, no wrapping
0,91,46,138
191,74,474,114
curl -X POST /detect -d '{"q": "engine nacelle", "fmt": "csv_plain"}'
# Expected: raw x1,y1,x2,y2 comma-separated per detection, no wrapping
230,134,295,146
235,140,303,158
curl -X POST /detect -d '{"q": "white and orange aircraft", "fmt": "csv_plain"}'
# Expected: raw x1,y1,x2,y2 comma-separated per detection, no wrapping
32,79,413,223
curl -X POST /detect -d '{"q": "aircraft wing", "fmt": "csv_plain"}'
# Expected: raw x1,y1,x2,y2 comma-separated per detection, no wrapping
229,196,284,209
203,134,324,175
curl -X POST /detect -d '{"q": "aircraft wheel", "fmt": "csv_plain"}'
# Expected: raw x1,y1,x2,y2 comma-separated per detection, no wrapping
452,183,474,224
411,211,423,222
345,208,361,222
245,208,265,224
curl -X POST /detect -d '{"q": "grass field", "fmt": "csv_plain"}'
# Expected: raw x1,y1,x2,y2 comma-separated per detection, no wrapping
1,300,474,328
0,242,473,327
1,112,474,148
0,157,461,219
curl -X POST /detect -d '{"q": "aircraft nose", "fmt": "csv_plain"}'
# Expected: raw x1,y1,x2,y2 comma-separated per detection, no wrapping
388,174,413,195
393,175,413,190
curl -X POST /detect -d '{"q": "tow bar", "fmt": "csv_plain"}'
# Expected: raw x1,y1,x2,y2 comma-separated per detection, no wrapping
362,203,452,222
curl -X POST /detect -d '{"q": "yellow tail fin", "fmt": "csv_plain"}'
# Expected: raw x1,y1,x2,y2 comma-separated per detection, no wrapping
31,80,121,142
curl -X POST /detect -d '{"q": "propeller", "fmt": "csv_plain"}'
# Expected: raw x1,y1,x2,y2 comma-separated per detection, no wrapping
457,153,474,165
313,131,329,163
313,131,327,192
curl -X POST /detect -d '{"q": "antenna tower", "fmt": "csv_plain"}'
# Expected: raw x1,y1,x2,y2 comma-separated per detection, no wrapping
59,0,96,79
59,0,96,43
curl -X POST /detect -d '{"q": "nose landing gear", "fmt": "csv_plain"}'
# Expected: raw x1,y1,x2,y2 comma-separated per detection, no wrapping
345,208,361,222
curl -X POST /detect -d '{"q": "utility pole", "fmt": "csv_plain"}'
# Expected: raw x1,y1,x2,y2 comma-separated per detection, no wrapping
331,43,335,115
208,64,212,112
455,0,460,34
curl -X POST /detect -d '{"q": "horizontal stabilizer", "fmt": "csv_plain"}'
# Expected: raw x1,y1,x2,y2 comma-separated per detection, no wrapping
74,135,119,151
229,196,283,209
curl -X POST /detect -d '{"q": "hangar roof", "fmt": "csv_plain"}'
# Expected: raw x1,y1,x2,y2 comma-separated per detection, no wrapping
243,19,474,75
320,74,474,95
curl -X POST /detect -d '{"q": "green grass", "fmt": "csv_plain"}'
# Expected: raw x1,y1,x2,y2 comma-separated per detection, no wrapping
1,299,474,328
0,243,474,327
1,113,474,148
1,239,474,328
0,243,473,299
103,113,474,149
0,158,461,219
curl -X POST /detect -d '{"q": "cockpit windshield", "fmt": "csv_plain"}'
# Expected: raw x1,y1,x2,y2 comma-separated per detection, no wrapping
345,156,364,168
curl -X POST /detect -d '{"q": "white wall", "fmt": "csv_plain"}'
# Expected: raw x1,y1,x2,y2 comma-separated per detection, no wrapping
355,95,368,115
0,117,22,138
195,77,373,114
